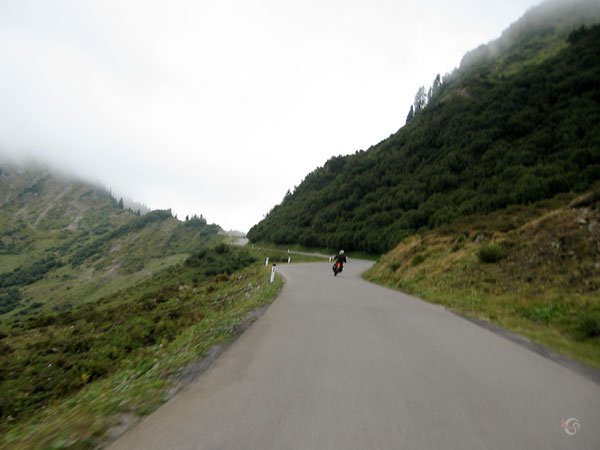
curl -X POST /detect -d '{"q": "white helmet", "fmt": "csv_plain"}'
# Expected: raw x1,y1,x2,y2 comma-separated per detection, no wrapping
339,250,344,254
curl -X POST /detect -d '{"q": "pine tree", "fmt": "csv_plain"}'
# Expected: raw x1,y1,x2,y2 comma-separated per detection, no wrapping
414,86,427,114
430,74,441,101
406,105,415,123
432,74,441,92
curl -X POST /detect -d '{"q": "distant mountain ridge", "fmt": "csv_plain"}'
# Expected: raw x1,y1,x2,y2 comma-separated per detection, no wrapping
0,164,222,316
248,0,600,253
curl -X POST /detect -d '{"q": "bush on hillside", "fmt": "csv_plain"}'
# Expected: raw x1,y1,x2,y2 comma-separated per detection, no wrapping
185,244,256,277
579,314,600,339
477,243,504,263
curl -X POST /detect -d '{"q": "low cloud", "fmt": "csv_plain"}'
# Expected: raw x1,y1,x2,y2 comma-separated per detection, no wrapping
0,0,543,231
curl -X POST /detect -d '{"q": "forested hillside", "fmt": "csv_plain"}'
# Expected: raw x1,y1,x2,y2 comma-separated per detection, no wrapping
0,165,221,316
248,0,600,253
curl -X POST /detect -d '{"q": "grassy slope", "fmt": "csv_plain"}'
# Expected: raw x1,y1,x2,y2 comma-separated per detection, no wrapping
365,188,600,368
0,166,222,317
1,245,283,449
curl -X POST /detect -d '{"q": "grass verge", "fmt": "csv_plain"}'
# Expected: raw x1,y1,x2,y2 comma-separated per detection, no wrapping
365,190,600,369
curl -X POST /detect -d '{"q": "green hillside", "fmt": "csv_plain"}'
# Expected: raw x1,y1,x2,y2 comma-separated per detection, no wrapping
0,165,286,448
0,164,222,317
0,244,282,449
248,0,600,254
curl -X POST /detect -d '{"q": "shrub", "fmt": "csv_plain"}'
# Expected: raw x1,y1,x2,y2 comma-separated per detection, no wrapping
0,288,21,315
389,261,402,272
477,243,504,263
579,315,600,339
0,342,13,355
411,254,427,266
214,273,230,282
185,244,256,276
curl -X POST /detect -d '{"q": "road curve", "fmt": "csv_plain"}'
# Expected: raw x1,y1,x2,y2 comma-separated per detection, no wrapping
109,260,600,449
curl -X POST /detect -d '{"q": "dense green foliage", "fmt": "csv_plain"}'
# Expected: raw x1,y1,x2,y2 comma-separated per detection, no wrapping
0,256,63,288
0,288,21,315
0,256,64,314
249,17,600,254
185,243,257,276
477,243,505,263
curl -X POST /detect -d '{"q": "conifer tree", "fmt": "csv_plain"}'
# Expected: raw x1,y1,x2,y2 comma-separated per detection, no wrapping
406,105,415,123
414,86,427,114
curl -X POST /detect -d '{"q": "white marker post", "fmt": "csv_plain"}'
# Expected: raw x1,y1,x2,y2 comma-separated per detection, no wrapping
288,256,291,263
270,264,277,283
265,257,269,266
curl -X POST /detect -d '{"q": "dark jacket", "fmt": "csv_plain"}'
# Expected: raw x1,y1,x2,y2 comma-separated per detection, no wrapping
334,253,347,264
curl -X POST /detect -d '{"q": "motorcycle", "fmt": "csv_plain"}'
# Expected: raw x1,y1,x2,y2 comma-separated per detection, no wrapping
332,261,343,276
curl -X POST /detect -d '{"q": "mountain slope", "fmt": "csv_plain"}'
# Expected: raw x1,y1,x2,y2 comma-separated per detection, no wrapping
0,164,222,316
0,165,288,448
248,0,600,253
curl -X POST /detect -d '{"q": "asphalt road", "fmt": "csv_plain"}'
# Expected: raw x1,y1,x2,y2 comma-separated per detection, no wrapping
109,260,600,449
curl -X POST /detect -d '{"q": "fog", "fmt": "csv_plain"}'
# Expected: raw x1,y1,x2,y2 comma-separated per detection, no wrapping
0,0,547,232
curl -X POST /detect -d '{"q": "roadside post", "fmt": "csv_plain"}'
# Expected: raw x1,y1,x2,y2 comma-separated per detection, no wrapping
270,264,277,283
288,256,291,263
265,257,269,266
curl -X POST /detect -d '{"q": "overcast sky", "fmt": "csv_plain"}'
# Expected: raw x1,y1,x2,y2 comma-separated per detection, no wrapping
0,0,543,232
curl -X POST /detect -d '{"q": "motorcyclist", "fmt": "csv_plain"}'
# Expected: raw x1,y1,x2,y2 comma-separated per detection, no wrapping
334,250,347,266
